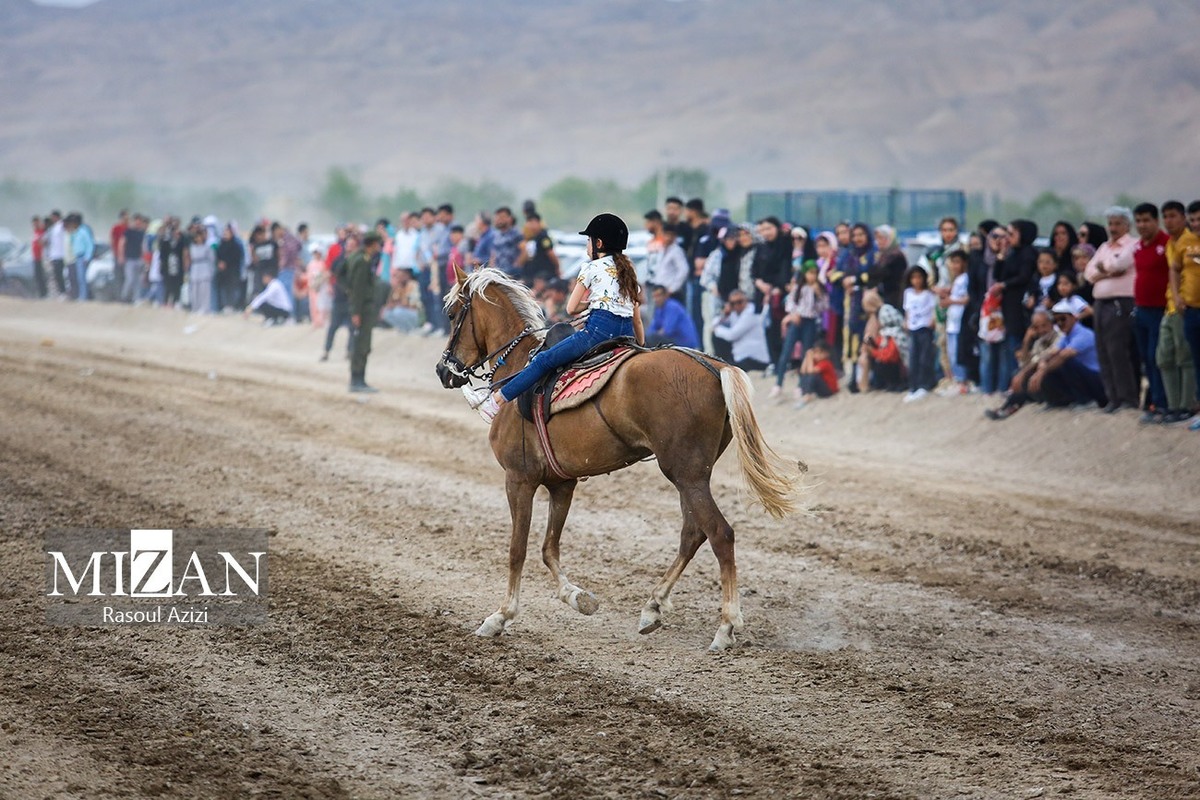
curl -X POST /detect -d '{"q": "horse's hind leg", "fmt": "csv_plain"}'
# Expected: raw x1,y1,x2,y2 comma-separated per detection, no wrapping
639,510,706,635
477,472,537,637
662,480,742,650
699,487,743,651
541,480,599,616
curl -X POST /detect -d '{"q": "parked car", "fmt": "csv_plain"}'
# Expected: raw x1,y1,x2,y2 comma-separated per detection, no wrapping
553,229,651,283
0,240,117,300
0,241,35,298
85,243,118,301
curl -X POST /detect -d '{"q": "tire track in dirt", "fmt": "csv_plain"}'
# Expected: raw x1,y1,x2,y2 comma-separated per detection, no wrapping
0,384,894,799
2,307,1199,797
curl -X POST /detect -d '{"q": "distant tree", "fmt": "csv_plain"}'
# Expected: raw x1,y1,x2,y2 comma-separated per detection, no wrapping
377,186,423,221
1112,192,1140,210
428,178,515,221
190,187,261,224
538,176,647,230
1021,190,1087,236
317,167,370,223
661,167,711,204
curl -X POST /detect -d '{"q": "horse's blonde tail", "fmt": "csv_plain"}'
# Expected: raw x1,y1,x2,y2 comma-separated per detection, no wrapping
720,366,798,519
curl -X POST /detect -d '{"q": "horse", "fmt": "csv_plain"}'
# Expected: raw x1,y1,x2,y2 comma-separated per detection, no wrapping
435,266,798,650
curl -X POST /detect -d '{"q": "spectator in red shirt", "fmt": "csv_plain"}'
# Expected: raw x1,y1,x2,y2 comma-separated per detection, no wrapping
31,215,48,298
1132,202,1171,422
110,209,128,294
795,339,839,408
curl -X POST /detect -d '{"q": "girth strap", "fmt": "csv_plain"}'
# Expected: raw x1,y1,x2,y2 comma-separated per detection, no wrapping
533,395,573,480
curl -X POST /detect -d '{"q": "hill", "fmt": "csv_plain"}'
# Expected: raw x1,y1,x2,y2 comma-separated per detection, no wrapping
1,0,1197,217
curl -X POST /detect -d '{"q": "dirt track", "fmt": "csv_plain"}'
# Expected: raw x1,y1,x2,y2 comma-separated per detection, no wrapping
1,298,1197,799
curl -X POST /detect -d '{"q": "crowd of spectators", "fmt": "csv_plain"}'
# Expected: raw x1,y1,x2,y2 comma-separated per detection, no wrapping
19,193,1200,432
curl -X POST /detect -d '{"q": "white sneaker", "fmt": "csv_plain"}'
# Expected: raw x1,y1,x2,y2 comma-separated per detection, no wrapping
476,394,501,423
906,388,928,403
461,385,490,409
462,385,502,423
767,385,782,402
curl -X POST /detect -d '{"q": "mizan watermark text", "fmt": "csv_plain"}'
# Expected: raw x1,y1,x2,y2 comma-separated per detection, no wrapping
44,529,269,626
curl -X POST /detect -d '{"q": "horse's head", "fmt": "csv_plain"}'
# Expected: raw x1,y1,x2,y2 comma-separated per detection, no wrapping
436,265,541,389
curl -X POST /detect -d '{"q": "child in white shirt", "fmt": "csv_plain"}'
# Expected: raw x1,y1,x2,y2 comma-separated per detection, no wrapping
903,267,938,401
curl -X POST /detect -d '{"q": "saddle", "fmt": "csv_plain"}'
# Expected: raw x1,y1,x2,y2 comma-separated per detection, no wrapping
515,323,642,423
509,324,725,481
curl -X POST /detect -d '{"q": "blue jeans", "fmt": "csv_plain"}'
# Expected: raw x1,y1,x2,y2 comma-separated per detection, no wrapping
74,258,90,300
1042,359,1108,407
772,319,811,388
500,309,634,401
1183,307,1200,400
1133,306,1165,410
978,338,1003,394
946,331,967,383
685,276,704,343
997,333,1020,392
417,268,442,332
908,327,935,391
774,319,818,387
277,267,295,318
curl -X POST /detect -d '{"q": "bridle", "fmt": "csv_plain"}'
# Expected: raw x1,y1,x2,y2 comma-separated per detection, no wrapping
438,293,540,388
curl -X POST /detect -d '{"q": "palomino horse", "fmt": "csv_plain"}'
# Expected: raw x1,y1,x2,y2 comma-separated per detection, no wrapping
435,266,797,650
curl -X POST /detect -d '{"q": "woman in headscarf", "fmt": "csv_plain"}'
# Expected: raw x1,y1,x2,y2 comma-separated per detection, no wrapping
750,216,793,366
215,222,245,312
1050,221,1079,275
790,225,817,270
1070,242,1097,315
993,219,1039,386
868,224,907,309
187,220,216,314
841,222,876,391
706,225,754,361
1077,221,1107,250
815,231,842,364
714,225,752,303
959,220,998,384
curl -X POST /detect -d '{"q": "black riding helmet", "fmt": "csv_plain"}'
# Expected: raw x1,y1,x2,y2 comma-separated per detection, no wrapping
578,213,628,253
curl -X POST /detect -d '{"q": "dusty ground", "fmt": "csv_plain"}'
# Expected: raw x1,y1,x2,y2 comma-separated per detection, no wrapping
0,298,1197,800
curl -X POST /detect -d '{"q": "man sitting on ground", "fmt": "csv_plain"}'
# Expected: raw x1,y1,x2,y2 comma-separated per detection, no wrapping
646,283,700,348
988,299,1107,418
244,273,293,325
711,289,770,372
984,307,1062,419
381,267,422,333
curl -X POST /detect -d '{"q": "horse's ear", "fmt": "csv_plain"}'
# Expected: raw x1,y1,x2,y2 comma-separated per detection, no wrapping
454,263,469,285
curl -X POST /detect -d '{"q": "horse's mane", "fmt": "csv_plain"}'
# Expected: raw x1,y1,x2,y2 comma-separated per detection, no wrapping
445,268,548,340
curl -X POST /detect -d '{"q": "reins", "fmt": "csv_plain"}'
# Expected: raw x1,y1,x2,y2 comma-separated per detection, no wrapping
439,291,587,388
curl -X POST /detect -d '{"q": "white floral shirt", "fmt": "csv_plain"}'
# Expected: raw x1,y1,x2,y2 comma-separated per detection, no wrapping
579,255,634,317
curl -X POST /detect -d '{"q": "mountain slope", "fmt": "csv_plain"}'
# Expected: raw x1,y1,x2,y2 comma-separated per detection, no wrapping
1,0,1196,208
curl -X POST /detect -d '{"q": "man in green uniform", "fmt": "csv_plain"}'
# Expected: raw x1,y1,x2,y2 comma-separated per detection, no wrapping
347,232,383,393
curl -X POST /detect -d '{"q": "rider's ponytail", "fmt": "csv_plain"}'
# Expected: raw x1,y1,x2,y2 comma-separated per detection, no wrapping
612,253,640,306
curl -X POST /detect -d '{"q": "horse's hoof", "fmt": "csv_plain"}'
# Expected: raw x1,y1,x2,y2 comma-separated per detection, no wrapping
571,589,600,616
708,624,736,651
475,612,507,637
638,612,662,635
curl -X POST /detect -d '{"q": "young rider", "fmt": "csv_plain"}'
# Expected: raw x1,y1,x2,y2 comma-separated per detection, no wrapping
464,212,645,423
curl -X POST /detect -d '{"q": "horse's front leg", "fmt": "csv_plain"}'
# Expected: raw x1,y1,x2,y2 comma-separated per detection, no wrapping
541,479,599,616
476,472,537,637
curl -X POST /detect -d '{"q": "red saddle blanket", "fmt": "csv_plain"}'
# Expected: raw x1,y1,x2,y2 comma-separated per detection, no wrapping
548,346,638,413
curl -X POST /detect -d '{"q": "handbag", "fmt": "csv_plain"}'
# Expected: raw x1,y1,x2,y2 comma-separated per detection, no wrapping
868,335,901,365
